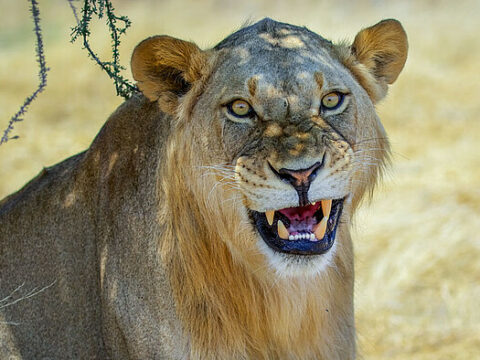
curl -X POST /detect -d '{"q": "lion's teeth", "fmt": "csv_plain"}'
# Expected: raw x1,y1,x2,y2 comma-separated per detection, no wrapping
277,220,289,239
310,233,315,241
314,217,328,240
321,199,332,218
266,210,275,226
289,235,294,241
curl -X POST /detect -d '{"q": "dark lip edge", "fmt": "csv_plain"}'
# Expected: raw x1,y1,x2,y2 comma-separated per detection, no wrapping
249,198,345,256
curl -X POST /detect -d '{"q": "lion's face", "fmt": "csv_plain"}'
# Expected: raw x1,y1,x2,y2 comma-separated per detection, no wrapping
131,18,407,277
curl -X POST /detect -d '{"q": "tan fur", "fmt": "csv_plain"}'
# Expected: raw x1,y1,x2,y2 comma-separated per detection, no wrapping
264,123,283,137
131,35,208,106
335,19,408,103
248,76,258,97
0,18,407,359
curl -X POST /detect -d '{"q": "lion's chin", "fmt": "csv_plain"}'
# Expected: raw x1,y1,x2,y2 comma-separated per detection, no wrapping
246,198,344,277
256,238,337,278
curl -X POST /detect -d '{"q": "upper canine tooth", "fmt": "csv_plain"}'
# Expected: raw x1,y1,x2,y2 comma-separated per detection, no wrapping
277,220,289,240
321,199,332,218
266,210,275,226
314,217,328,240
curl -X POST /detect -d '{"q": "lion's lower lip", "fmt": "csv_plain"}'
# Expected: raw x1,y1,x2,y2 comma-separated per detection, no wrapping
250,199,344,255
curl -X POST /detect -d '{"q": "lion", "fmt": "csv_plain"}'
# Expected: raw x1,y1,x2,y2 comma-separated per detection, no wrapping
0,18,407,359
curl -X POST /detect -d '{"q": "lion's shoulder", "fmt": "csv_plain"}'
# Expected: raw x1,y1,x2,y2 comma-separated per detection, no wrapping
0,93,166,221
0,152,85,215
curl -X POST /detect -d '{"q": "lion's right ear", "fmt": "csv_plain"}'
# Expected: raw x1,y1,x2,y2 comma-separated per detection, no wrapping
131,36,207,108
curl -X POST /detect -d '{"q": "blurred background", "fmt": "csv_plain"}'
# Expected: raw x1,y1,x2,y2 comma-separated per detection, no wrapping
0,0,479,358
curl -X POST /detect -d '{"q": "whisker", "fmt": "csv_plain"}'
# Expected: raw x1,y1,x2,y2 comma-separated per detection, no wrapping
353,156,383,162
352,162,382,167
353,148,390,153
353,136,389,145
200,172,236,179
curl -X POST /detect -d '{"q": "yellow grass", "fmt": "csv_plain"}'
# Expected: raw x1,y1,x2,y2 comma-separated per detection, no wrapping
1,0,479,358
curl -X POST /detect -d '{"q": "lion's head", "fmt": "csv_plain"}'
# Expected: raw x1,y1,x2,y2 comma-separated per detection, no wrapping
131,18,407,279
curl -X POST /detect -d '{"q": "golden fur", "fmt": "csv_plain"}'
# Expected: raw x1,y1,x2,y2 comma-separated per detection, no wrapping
159,121,356,359
146,19,407,359
0,18,407,359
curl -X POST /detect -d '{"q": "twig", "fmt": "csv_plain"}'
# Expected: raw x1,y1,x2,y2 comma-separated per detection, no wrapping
67,0,80,24
0,0,49,145
70,0,137,99
0,281,57,310
0,281,57,325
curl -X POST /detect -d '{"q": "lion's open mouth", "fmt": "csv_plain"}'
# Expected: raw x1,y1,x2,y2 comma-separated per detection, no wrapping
250,198,344,255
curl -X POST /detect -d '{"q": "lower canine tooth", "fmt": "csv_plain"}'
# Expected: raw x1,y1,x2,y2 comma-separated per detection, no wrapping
314,217,328,240
277,220,289,239
266,210,275,226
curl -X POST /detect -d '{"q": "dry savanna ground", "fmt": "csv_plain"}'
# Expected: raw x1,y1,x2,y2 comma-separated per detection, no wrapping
1,0,479,358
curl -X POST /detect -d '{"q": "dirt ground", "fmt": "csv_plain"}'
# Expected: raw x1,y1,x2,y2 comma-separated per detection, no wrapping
1,0,479,358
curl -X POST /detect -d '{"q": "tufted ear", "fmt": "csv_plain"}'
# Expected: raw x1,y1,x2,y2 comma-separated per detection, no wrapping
131,35,207,109
339,19,408,102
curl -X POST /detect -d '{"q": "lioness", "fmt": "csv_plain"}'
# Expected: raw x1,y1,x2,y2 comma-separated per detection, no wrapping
0,18,407,359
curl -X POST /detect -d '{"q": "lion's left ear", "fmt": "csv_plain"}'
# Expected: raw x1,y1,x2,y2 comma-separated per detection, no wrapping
339,19,408,102
131,35,207,110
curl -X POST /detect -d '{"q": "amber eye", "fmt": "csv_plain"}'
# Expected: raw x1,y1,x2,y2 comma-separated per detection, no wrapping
227,99,254,118
321,92,344,110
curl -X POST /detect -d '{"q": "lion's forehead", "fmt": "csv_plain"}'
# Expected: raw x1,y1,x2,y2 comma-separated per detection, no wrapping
211,28,354,114
215,40,340,86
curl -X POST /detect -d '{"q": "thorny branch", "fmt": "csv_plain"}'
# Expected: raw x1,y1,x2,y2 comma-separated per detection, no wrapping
0,0,49,146
1,0,136,145
70,0,137,99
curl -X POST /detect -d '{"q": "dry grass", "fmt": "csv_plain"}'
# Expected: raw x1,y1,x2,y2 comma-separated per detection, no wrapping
1,0,479,358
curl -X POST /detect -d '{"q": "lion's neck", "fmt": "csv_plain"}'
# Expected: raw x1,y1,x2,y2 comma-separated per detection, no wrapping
160,197,355,358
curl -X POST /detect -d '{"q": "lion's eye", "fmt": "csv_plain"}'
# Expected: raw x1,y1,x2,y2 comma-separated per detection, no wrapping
321,92,344,110
227,99,254,118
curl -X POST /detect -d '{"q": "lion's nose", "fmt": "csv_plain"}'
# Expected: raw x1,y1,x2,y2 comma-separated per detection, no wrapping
277,162,321,188
269,156,325,206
